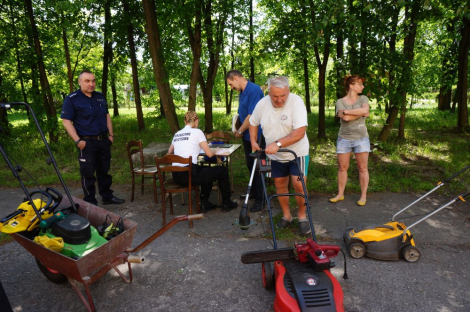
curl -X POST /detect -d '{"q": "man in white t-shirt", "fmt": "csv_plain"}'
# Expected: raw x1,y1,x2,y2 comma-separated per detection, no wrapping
249,76,311,235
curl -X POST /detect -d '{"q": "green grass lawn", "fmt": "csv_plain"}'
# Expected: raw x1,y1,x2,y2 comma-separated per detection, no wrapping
1,103,469,198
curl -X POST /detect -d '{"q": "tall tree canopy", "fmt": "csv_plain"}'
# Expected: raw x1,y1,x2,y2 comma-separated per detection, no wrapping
0,0,468,138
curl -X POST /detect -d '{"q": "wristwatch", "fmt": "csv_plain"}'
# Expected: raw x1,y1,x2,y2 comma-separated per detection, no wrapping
75,139,82,145
275,140,282,147
237,130,242,135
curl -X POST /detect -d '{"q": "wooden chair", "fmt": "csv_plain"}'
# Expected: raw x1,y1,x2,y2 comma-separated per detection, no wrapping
204,131,233,191
206,131,230,145
126,140,158,203
155,154,200,228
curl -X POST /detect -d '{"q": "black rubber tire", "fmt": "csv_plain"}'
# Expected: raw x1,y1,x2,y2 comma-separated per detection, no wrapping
348,241,366,259
402,246,421,263
35,258,68,284
262,262,274,289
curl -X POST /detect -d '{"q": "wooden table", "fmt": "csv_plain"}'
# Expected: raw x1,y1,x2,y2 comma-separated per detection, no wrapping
139,142,241,195
199,143,241,192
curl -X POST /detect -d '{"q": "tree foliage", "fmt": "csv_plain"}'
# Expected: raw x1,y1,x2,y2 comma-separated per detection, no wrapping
0,0,468,140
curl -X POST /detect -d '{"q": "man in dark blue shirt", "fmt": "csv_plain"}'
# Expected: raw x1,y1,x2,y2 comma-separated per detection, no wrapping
226,70,265,212
61,70,124,206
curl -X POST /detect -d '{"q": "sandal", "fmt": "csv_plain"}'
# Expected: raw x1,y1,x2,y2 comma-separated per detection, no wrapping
276,217,292,229
298,219,312,236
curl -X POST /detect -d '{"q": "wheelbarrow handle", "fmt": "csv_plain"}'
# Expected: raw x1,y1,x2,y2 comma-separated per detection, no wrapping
127,214,204,253
188,214,203,221
127,256,145,263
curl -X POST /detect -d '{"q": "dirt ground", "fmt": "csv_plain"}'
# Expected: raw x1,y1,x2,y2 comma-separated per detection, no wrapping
1,185,469,312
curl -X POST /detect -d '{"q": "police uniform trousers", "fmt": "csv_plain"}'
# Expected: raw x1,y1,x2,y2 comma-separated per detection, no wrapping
78,138,113,204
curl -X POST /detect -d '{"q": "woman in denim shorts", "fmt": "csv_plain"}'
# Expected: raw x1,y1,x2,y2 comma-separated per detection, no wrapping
329,75,371,206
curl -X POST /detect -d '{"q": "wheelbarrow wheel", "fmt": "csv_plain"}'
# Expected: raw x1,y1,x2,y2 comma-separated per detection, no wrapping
402,246,421,263
35,258,67,284
261,262,274,289
348,242,366,259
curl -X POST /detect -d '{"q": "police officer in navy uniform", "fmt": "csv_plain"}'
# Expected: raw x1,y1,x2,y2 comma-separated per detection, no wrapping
61,70,124,206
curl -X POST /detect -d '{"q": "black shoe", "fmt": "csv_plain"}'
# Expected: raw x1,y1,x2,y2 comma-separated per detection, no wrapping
222,200,238,211
201,199,217,213
102,196,125,205
276,217,292,229
250,201,263,212
298,220,312,236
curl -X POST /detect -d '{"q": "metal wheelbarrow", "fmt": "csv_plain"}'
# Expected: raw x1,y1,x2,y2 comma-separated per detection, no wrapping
0,102,203,311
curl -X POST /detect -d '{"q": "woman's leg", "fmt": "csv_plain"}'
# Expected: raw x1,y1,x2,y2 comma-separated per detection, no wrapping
331,153,351,201
355,152,369,203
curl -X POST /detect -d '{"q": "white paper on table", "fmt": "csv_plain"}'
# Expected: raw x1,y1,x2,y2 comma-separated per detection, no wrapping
215,148,230,155
232,114,239,132
200,148,230,156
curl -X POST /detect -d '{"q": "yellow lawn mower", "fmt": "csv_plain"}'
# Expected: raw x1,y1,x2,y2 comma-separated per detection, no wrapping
344,165,470,262
0,188,62,234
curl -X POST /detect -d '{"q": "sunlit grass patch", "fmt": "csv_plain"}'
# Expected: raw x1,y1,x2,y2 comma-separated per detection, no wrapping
0,104,469,196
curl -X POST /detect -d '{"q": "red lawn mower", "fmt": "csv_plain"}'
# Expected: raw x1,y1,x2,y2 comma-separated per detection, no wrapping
241,149,347,312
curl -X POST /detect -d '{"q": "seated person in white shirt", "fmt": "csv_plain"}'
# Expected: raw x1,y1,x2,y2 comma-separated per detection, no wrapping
168,111,238,212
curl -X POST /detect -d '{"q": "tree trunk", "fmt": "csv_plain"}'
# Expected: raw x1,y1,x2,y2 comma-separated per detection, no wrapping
24,0,58,142
226,16,235,115
309,0,330,139
317,64,327,139
387,4,400,114
0,73,10,135
0,108,8,135
62,18,74,94
358,5,368,76
335,28,345,100
197,0,228,133
9,3,28,104
142,0,180,133
398,110,406,138
438,85,452,110
223,66,230,115
303,57,311,114
347,0,359,74
123,0,144,130
396,1,420,140
186,0,202,112
377,106,399,141
438,18,457,111
379,1,418,142
111,75,119,117
102,0,112,98
456,16,470,130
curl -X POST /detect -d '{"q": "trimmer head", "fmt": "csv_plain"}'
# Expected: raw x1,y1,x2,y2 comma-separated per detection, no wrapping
233,219,257,230
234,204,257,230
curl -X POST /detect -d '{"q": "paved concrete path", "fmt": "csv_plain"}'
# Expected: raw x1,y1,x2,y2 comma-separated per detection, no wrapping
0,186,469,311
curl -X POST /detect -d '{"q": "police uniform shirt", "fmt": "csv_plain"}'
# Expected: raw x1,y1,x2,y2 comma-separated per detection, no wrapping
61,89,109,136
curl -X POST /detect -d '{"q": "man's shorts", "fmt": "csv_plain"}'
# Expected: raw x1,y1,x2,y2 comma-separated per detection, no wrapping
336,137,371,154
270,156,309,178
